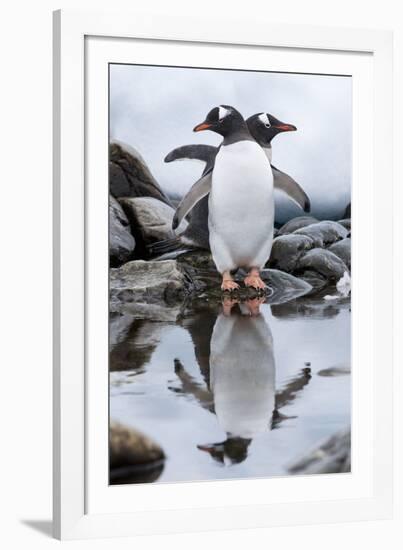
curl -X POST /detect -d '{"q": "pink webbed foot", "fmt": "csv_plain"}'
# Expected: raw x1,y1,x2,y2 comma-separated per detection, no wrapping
221,278,240,292
244,269,267,290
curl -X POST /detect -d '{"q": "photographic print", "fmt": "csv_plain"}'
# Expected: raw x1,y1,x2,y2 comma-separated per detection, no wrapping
108,63,351,485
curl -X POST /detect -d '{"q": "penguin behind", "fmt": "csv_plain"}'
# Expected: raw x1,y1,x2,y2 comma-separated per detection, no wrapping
194,105,274,291
246,112,296,163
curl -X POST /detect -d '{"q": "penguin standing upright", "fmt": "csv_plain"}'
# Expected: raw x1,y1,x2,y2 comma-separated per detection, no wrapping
148,111,309,257
193,105,274,291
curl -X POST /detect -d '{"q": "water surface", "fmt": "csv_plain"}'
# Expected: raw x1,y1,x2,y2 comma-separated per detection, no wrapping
110,293,351,482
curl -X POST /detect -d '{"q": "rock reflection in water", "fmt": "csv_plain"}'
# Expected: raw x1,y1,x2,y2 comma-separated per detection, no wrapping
271,291,350,320
173,298,312,465
110,316,164,372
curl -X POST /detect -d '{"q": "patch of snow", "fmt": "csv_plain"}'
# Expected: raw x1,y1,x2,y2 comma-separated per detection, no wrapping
324,271,351,301
336,271,351,297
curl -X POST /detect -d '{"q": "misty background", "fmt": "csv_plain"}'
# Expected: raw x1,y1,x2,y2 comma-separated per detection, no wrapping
110,64,352,222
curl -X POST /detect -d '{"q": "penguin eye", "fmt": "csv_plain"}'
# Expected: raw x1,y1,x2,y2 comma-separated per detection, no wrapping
264,123,271,128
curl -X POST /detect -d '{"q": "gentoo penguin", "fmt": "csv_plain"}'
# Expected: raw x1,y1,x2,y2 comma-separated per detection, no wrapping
192,105,274,291
149,112,310,256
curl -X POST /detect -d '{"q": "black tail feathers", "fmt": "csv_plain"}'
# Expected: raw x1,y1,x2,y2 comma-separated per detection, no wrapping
147,236,184,257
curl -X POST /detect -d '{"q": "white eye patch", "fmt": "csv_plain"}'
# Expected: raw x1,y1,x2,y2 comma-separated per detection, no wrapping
218,106,231,120
258,113,271,127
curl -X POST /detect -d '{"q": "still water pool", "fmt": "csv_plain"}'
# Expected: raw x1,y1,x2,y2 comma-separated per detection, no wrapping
110,293,351,483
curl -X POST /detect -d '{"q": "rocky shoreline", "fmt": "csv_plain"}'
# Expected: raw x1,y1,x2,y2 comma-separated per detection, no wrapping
110,140,351,312
109,139,351,481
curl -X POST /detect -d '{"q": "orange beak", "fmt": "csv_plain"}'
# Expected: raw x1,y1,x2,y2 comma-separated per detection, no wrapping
193,121,212,132
273,123,297,132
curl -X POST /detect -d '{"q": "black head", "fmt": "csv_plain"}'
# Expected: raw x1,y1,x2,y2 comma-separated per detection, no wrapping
246,112,297,146
193,105,248,138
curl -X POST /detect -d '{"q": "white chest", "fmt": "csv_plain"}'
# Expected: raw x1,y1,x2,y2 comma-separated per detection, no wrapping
210,141,273,216
208,140,274,271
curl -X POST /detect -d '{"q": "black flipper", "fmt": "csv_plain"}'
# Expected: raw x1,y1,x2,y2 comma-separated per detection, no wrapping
164,144,217,166
272,165,311,213
172,171,212,230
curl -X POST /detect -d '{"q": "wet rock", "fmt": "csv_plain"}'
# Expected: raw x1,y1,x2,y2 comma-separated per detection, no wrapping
177,250,216,271
268,234,315,272
278,216,319,235
177,252,312,304
288,428,351,475
329,238,351,269
119,197,178,257
337,218,351,231
296,249,349,281
109,195,135,266
110,252,313,307
294,221,348,247
110,259,194,310
318,366,351,377
299,270,329,293
261,269,313,304
110,421,165,484
177,250,222,291
110,140,172,205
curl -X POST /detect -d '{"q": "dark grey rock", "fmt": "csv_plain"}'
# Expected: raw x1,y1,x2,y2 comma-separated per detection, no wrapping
296,248,349,281
119,197,179,257
278,216,319,235
268,234,315,272
288,428,351,475
299,270,329,293
110,140,172,205
329,238,351,269
294,221,349,247
343,203,351,218
260,269,313,304
110,421,165,484
109,195,135,265
337,218,351,231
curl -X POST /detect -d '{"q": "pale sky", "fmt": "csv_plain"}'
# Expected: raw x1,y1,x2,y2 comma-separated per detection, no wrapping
110,64,352,221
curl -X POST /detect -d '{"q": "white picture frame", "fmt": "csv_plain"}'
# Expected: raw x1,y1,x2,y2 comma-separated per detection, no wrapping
53,9,394,540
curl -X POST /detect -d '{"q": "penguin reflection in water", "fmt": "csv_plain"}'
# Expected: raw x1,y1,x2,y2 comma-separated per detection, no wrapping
173,298,312,465
188,106,275,291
